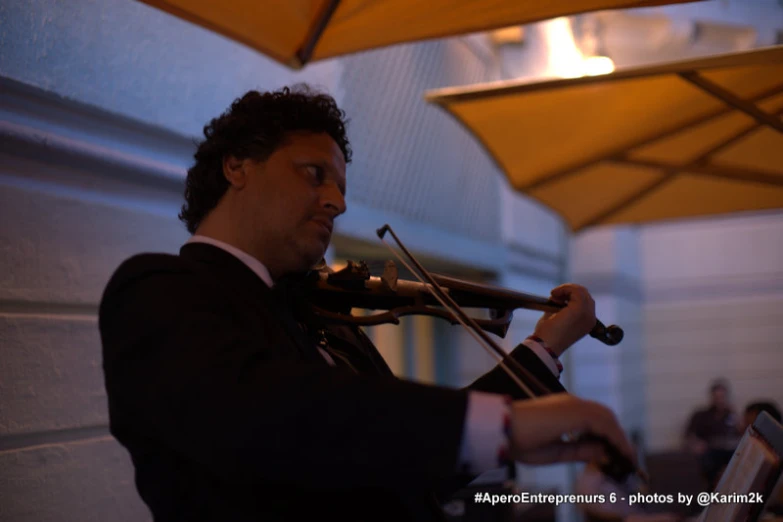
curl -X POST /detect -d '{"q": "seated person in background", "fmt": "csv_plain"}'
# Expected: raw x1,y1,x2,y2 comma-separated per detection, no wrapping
714,400,783,515
673,399,783,522
683,378,742,490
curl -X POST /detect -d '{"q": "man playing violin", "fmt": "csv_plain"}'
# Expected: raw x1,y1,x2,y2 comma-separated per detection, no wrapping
99,85,637,521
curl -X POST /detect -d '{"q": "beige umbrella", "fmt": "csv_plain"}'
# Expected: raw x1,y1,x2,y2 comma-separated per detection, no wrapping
137,0,699,68
424,45,783,232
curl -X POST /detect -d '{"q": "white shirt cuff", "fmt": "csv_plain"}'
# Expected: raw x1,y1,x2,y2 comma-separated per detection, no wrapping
458,391,510,474
521,338,560,378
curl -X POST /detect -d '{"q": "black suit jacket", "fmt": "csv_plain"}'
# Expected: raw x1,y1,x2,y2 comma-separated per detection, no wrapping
99,242,565,521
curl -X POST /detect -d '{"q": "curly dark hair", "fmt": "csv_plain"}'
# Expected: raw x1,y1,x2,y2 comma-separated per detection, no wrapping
179,84,352,234
745,401,782,423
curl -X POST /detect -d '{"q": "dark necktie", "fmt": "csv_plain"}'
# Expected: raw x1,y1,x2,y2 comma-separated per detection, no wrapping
272,274,359,373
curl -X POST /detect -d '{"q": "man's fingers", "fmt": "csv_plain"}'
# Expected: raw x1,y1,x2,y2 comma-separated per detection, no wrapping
583,404,638,468
552,285,596,326
550,284,594,308
508,395,637,470
548,284,572,304
550,283,580,299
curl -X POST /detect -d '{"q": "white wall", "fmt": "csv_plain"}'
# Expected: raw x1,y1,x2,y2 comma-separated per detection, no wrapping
0,80,190,521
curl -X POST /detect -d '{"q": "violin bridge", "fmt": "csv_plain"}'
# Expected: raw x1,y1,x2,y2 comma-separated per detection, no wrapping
380,260,398,291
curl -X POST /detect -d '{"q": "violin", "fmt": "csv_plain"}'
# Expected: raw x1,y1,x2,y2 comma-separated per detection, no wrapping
304,258,624,346
298,224,645,491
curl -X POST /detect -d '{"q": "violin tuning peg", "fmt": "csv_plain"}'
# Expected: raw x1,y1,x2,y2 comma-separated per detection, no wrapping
326,260,371,289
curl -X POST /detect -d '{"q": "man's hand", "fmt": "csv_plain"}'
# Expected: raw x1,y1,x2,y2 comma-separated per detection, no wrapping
507,393,636,468
532,283,596,356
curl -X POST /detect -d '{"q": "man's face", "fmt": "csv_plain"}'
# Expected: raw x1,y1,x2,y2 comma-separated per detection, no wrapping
711,387,729,409
239,131,346,277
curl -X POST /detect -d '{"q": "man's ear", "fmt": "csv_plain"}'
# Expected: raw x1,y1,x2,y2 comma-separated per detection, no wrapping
222,155,247,188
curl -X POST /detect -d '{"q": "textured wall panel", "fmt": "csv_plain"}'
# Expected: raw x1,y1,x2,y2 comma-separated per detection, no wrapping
0,437,151,522
641,213,783,295
0,314,105,437
339,37,503,242
0,172,188,305
0,81,187,521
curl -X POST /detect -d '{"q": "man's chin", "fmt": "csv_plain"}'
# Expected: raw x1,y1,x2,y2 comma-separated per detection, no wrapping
302,249,328,271
288,238,329,271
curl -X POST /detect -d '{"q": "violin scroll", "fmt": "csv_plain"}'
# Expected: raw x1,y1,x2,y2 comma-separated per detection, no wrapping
589,321,624,346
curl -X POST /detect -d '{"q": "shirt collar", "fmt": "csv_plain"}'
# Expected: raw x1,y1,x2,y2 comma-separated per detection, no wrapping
186,235,273,288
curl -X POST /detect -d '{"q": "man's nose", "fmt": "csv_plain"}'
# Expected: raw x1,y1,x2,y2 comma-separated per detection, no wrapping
321,182,346,216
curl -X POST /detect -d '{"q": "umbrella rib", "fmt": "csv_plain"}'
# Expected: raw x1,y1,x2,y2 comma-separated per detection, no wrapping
614,106,783,172
580,153,782,231
586,102,782,229
295,0,342,67
690,107,783,159
576,176,674,231
678,71,783,134
611,158,783,187
593,103,783,229
521,83,783,192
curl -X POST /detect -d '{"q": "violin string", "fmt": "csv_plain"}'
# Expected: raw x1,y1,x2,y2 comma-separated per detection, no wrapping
376,237,536,398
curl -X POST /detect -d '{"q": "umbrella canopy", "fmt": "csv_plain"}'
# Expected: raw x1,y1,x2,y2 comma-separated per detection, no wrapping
425,45,783,232
137,0,699,68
